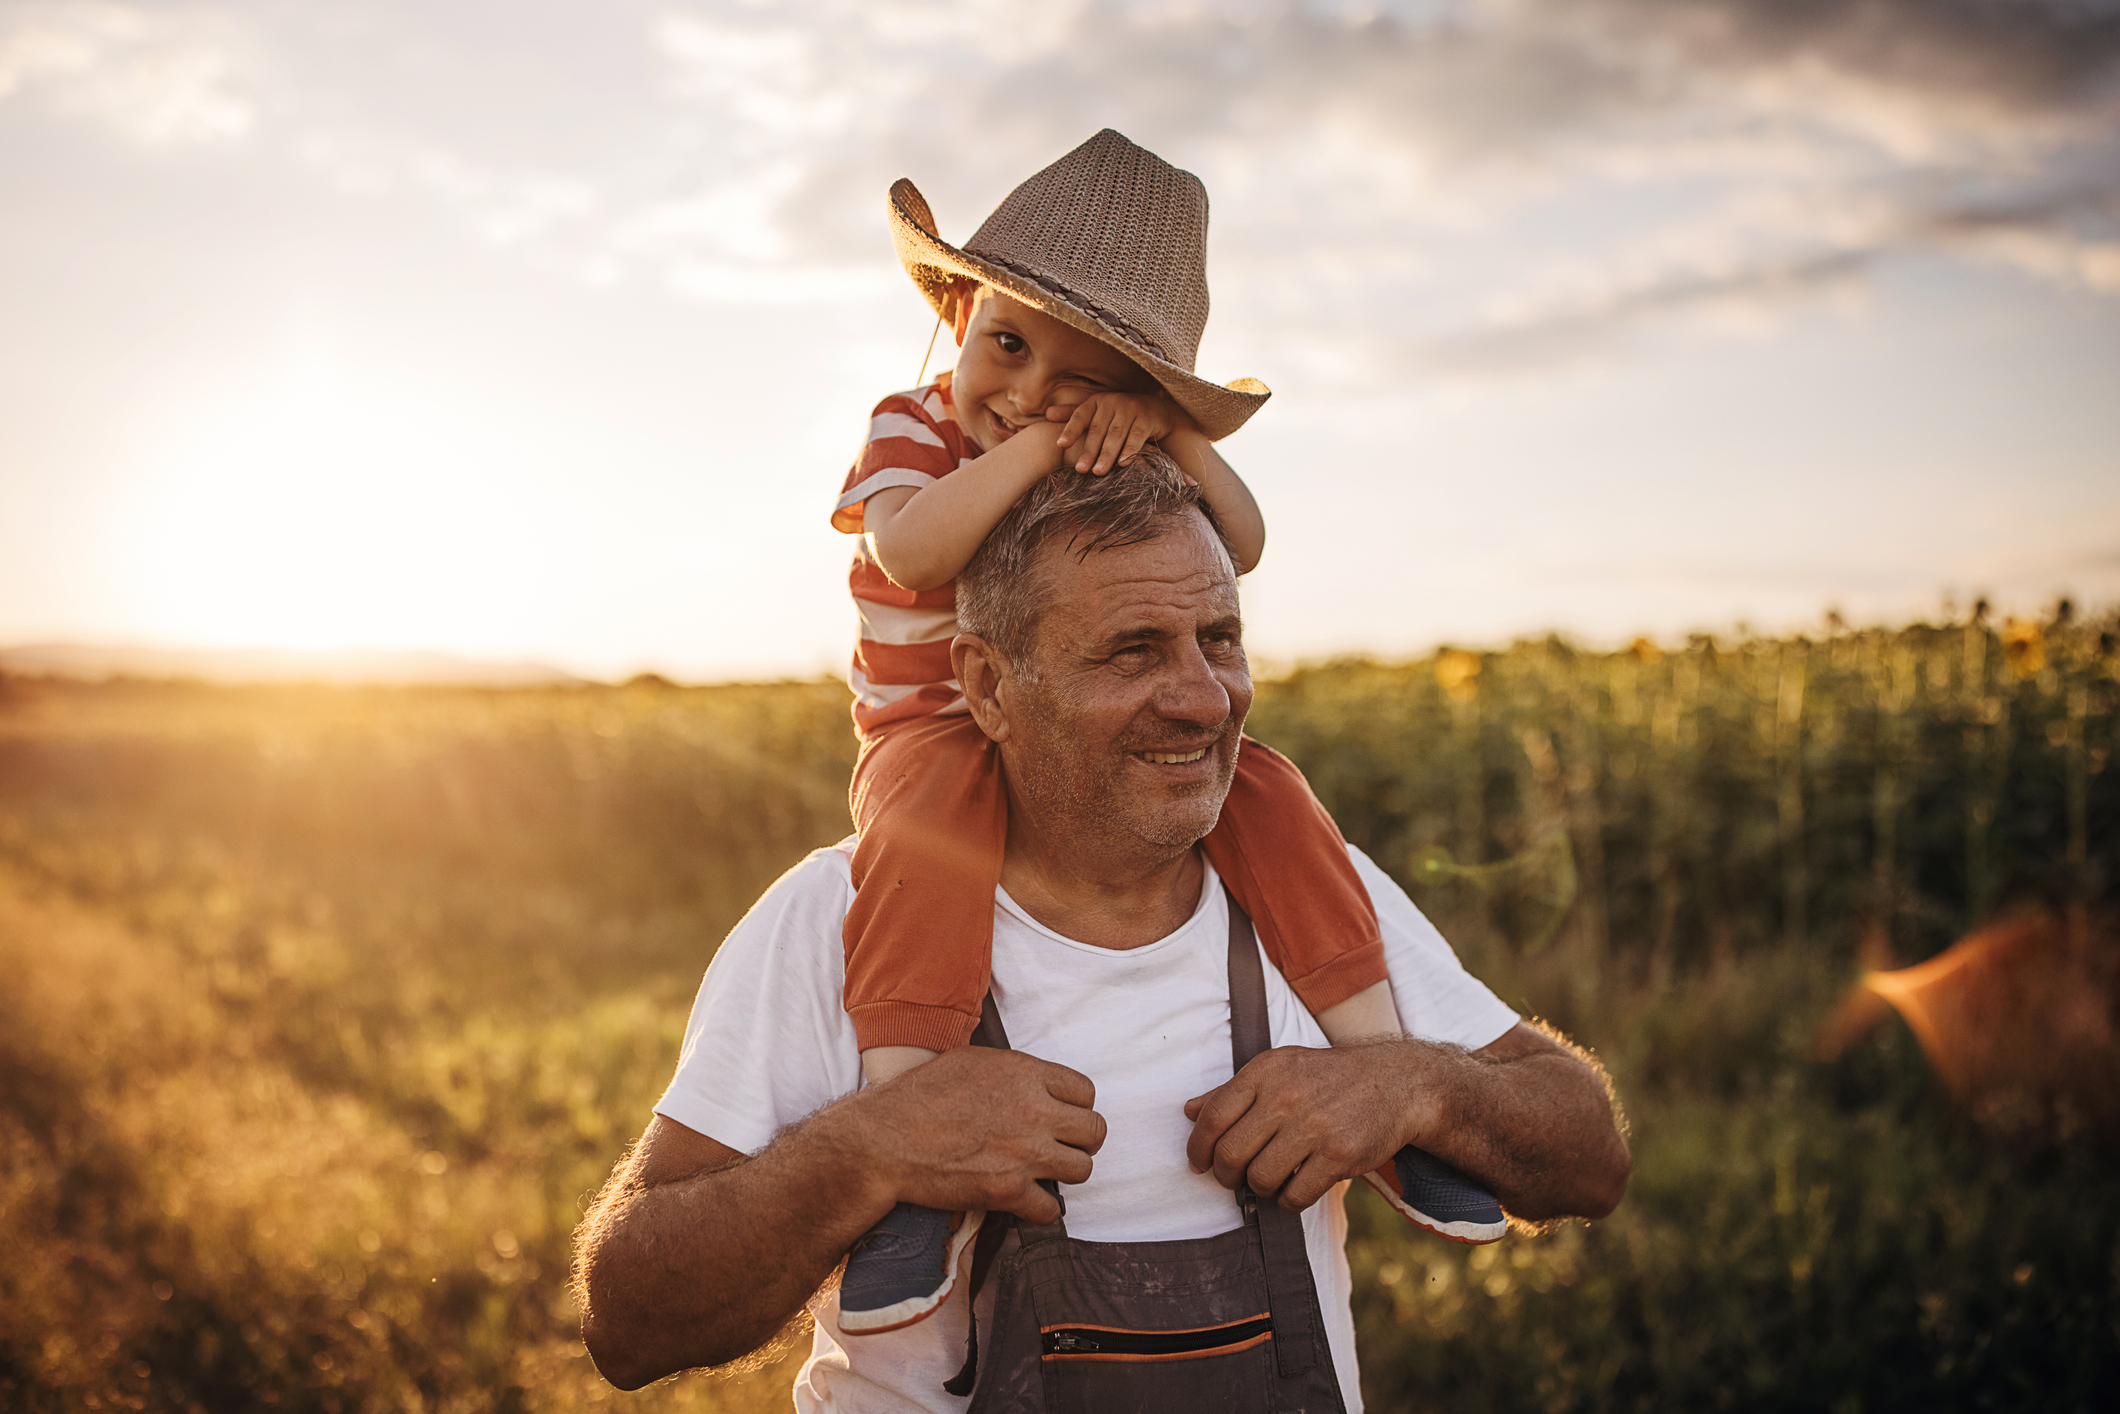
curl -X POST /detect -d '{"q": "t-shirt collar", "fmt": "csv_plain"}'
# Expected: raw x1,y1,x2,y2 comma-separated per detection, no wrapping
993,857,1223,958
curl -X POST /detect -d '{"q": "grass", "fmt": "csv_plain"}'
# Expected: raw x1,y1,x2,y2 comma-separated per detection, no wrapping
1,612,2115,1411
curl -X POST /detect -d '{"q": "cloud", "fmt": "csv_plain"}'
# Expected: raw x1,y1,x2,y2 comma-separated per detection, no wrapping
1920,185,2120,292
5,0,2116,346
1415,250,1874,375
1406,173,2120,377
621,0,2120,365
1584,0,2120,127
0,0,254,144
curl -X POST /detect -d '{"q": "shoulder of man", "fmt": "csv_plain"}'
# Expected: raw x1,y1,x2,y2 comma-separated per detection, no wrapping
1347,844,1519,1052
714,841,854,967
656,843,859,1155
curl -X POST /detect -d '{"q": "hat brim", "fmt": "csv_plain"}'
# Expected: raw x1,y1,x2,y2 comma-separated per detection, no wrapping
888,179,1268,442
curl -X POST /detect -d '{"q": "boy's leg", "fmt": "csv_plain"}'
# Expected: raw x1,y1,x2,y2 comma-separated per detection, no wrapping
839,712,1006,1334
1202,737,1387,1017
860,1045,940,1086
1205,738,1507,1245
844,713,1008,1053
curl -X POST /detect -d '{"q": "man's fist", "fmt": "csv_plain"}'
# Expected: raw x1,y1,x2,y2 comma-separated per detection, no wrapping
1182,1044,1425,1213
853,1046,1106,1224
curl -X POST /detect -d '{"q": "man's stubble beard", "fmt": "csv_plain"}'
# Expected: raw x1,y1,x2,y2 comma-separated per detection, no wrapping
1004,671,1241,858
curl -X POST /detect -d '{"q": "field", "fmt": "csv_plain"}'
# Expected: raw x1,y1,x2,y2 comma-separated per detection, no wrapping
2,614,2116,1412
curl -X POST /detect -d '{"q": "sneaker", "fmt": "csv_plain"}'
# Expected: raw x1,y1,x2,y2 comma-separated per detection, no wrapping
1362,1146,1507,1245
838,1203,983,1336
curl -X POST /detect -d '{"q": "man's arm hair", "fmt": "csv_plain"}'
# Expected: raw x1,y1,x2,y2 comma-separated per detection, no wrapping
1184,1018,1631,1222
573,1048,1103,1391
571,1114,862,1390
1441,1019,1631,1224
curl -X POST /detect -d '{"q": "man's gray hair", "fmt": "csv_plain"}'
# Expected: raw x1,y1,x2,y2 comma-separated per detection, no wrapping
957,445,1230,668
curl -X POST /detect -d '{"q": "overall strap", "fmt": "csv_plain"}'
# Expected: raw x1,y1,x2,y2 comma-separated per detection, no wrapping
1224,886,1322,1379
972,989,1010,1049
966,990,1065,1242
943,990,1026,1398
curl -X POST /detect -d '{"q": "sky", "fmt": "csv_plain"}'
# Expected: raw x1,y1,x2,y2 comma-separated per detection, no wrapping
2,0,2117,681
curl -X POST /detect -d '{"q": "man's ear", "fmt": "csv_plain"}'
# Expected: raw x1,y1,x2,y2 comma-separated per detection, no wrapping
953,631,1011,743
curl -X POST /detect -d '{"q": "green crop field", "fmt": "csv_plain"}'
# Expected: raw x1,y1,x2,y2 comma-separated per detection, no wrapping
2,613,2115,1412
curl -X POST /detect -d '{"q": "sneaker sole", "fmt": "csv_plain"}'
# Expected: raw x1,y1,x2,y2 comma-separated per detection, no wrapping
1360,1172,1508,1245
837,1210,985,1337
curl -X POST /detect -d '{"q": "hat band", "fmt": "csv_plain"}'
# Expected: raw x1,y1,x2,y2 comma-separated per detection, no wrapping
969,250,1178,367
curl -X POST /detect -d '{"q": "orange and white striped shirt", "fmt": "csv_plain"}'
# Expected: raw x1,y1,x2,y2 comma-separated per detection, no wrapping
832,374,979,735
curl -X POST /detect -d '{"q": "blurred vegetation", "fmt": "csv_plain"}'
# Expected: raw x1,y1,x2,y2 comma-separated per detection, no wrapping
0,676,853,1414
2,610,2117,1411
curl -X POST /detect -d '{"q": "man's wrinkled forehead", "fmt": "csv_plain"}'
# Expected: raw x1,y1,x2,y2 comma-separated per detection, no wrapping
1031,512,1239,643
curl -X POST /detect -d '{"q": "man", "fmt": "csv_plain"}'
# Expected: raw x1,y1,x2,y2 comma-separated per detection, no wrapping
574,454,1631,1410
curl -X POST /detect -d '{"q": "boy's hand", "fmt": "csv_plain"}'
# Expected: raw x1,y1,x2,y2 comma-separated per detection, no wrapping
1047,391,1193,475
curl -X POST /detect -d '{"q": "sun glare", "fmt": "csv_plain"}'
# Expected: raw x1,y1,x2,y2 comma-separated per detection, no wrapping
126,363,554,654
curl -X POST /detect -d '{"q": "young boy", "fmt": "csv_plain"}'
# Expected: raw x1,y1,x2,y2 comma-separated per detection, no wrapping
830,130,1506,1336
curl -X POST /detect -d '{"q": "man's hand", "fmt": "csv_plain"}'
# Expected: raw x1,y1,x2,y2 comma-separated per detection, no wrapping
1046,391,1190,475
1182,1022,1630,1222
850,1046,1105,1223
1183,1044,1417,1212
576,1047,1105,1389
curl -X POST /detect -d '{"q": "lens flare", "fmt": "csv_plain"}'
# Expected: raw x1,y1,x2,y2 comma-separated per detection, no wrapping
1820,911,2120,1140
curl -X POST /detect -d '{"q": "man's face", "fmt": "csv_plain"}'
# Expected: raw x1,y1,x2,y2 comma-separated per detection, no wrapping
997,511,1252,858
951,287,1155,454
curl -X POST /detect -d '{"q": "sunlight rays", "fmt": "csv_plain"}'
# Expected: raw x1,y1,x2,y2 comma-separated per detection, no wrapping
123,361,559,653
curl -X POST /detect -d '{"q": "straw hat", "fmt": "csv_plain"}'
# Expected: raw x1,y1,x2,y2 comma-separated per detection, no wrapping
889,129,1269,441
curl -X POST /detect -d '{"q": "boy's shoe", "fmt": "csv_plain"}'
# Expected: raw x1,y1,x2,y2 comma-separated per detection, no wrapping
1362,1146,1508,1245
838,1204,983,1336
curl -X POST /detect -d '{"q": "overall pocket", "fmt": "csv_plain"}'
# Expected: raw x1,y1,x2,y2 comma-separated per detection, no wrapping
953,896,1346,1413
1040,1311,1274,1361
966,1215,1343,1414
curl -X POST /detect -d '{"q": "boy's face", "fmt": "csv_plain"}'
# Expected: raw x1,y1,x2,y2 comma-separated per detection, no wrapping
950,286,1157,453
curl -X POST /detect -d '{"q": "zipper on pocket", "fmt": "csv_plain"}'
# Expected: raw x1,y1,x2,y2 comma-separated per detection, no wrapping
1039,1313,1272,1362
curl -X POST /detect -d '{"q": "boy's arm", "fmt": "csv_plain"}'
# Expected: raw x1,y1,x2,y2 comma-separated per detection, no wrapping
862,422,1064,591
1162,425,1266,576
1047,393,1266,575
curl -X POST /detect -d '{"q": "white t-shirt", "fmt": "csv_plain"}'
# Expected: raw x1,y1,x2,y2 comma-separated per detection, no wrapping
656,841,1519,1413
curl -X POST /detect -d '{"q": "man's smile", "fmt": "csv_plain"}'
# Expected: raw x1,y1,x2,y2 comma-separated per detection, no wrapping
1133,746,1209,765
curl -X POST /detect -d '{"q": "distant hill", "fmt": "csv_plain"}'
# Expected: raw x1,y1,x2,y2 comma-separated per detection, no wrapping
0,642,583,686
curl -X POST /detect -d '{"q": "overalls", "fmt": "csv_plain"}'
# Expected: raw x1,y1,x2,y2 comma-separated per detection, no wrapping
941,890,1351,1413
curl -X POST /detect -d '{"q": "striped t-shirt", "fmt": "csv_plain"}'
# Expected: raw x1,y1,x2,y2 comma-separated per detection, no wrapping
832,374,979,734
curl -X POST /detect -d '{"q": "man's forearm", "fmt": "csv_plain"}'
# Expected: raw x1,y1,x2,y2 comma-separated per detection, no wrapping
578,1047,1103,1390
577,1111,886,1389
1402,1028,1630,1222
1185,1021,1630,1219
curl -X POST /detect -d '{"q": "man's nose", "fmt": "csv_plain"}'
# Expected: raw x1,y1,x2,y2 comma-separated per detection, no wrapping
1154,641,1232,727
